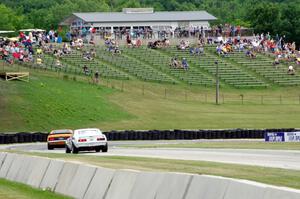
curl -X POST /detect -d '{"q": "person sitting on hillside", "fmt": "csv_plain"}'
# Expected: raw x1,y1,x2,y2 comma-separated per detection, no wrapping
194,47,200,56
36,56,42,65
296,57,300,65
74,38,83,50
169,57,174,68
53,49,63,58
216,45,222,55
94,70,100,84
104,39,111,47
189,47,194,55
273,57,280,69
62,43,71,54
83,51,92,61
250,51,256,59
177,40,189,50
83,65,89,75
90,48,96,58
182,58,189,70
27,52,34,62
55,59,61,67
225,43,232,53
53,49,58,56
126,34,132,48
288,65,295,75
169,57,180,68
6,54,14,64
42,45,51,53
221,45,229,56
89,36,95,45
246,50,256,59
147,41,156,49
198,44,204,55
136,39,142,48
113,46,121,55
161,39,170,48
238,42,244,52
36,48,43,55
107,43,114,52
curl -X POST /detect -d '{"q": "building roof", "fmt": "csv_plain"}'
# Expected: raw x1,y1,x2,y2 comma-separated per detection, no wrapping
70,11,217,23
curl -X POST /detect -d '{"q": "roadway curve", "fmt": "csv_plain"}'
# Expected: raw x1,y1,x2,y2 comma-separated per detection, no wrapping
1,140,300,170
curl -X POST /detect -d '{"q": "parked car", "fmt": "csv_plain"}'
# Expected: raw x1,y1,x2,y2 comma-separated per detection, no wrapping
47,129,73,150
65,128,108,154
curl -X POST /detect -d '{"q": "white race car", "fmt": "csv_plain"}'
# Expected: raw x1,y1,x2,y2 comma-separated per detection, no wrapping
65,128,108,154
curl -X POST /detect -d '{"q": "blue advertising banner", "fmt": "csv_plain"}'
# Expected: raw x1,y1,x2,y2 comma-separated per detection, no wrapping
265,132,300,142
284,132,300,142
265,132,285,142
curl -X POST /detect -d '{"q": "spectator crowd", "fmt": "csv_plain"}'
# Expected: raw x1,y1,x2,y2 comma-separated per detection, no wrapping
1,25,299,76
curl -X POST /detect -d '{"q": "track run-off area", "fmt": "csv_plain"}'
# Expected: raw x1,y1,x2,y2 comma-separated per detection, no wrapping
2,140,300,171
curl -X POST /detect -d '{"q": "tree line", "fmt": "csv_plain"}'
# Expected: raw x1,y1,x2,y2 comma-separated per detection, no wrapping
0,0,299,44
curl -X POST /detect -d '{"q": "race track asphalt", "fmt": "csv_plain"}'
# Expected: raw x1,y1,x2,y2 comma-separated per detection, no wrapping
1,140,300,170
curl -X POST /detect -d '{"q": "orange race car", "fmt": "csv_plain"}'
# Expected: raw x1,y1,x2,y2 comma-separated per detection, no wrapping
47,129,73,150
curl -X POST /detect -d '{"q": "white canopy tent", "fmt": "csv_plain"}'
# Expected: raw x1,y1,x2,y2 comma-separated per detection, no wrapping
19,29,45,32
0,31,15,34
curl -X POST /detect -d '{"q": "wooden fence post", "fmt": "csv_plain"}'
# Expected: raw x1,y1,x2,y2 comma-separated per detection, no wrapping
222,94,224,104
240,94,244,105
280,95,282,105
142,84,145,95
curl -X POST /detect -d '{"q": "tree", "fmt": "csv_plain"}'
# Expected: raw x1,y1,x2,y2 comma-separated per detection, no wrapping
0,0,299,45
246,3,280,35
276,3,300,45
0,4,32,30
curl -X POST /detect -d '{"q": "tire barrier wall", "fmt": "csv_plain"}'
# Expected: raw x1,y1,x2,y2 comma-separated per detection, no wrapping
0,128,297,144
0,152,299,199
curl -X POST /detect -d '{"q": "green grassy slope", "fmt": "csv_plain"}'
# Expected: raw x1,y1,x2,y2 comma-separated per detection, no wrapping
1,65,300,131
0,178,71,199
0,73,132,132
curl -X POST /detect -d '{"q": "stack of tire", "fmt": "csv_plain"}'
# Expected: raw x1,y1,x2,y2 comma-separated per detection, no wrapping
0,132,48,144
0,128,297,143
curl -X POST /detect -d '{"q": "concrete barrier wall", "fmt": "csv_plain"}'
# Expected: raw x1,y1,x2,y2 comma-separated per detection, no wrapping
15,156,36,184
0,153,17,178
26,157,50,188
105,170,139,199
39,159,65,191
83,167,115,199
54,162,79,195
223,179,267,199
5,154,24,181
0,152,299,199
66,164,97,199
129,172,165,199
0,153,7,168
155,173,193,199
185,175,230,199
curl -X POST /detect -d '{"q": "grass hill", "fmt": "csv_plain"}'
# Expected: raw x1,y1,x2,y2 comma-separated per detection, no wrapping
0,70,131,131
1,61,300,132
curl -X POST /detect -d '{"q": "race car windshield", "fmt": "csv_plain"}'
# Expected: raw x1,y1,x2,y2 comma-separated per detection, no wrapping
77,130,100,136
52,130,72,134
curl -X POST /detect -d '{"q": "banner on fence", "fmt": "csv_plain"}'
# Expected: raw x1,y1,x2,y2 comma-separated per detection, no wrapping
265,132,300,142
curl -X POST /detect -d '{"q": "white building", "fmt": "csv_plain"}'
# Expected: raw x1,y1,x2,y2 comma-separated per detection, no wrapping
61,8,217,38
